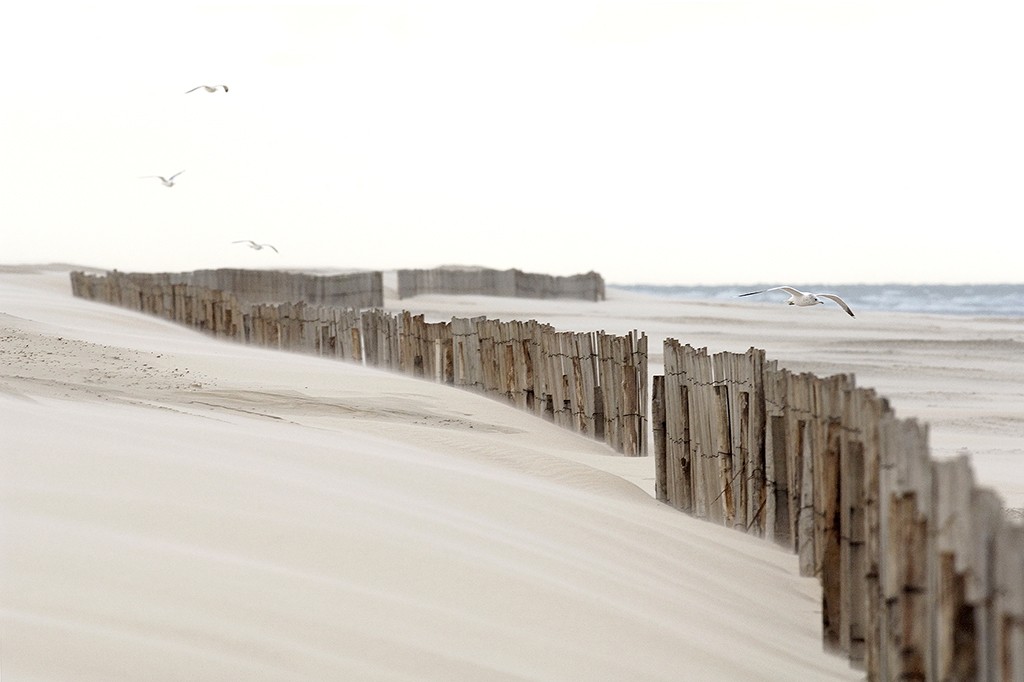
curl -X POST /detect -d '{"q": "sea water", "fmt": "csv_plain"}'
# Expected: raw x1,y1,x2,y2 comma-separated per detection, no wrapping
611,283,1024,317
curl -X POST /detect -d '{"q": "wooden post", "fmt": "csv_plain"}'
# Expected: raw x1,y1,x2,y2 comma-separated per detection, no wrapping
714,382,736,528
932,456,977,681
797,418,815,575
593,387,605,442
746,348,767,536
622,340,640,457
652,375,667,503
994,523,1024,682
816,377,846,652
840,436,866,667
769,412,790,547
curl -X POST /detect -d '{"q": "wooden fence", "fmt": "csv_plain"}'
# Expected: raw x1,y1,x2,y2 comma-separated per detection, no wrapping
71,268,1024,677
69,270,646,455
71,268,384,307
397,267,606,301
653,340,1024,680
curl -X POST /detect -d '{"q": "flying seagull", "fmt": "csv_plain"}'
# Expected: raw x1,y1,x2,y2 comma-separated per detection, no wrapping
233,240,279,253
186,85,229,94
738,286,855,317
139,170,185,187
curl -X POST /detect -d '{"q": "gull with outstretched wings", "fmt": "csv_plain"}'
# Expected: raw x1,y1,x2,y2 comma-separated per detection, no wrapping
139,170,185,187
233,240,279,253
738,286,855,317
186,85,229,94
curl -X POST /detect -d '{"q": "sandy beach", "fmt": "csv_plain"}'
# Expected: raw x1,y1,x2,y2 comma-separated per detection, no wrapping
3,265,1022,680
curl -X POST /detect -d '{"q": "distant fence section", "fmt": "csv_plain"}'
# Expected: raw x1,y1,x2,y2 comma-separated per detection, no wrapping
396,267,606,302
69,270,646,455
652,340,1024,680
71,268,384,308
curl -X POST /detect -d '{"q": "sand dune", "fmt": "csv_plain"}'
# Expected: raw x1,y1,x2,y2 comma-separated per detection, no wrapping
5,264,1020,680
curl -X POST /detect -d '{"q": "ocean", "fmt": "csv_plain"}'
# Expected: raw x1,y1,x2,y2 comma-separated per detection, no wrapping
610,283,1023,317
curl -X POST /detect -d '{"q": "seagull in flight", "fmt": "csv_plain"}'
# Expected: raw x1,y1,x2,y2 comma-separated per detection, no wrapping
233,240,279,253
186,84,229,94
738,286,855,317
139,170,185,187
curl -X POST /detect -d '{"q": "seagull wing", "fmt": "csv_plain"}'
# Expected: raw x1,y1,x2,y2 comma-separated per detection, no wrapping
264,244,279,253
221,85,229,92
738,286,802,298
185,86,202,93
232,240,256,246
169,170,185,180
818,294,855,317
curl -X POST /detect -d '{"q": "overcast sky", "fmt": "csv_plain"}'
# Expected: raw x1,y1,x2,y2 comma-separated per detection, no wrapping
3,1,1022,284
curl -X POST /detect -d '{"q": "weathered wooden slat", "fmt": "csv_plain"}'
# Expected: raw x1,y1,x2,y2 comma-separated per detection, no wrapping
931,455,976,681
878,417,931,679
815,375,848,651
838,381,866,668
652,375,667,503
994,522,1024,682
763,363,788,547
661,340,692,512
971,488,1005,682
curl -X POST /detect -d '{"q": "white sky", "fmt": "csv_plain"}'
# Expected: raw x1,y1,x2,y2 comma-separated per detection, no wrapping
2,1,1022,284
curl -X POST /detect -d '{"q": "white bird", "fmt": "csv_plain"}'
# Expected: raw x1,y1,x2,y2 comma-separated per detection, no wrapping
233,240,279,253
139,170,185,187
186,84,229,93
738,286,855,317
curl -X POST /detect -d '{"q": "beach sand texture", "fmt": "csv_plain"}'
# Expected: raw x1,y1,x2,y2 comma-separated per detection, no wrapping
3,265,1022,680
